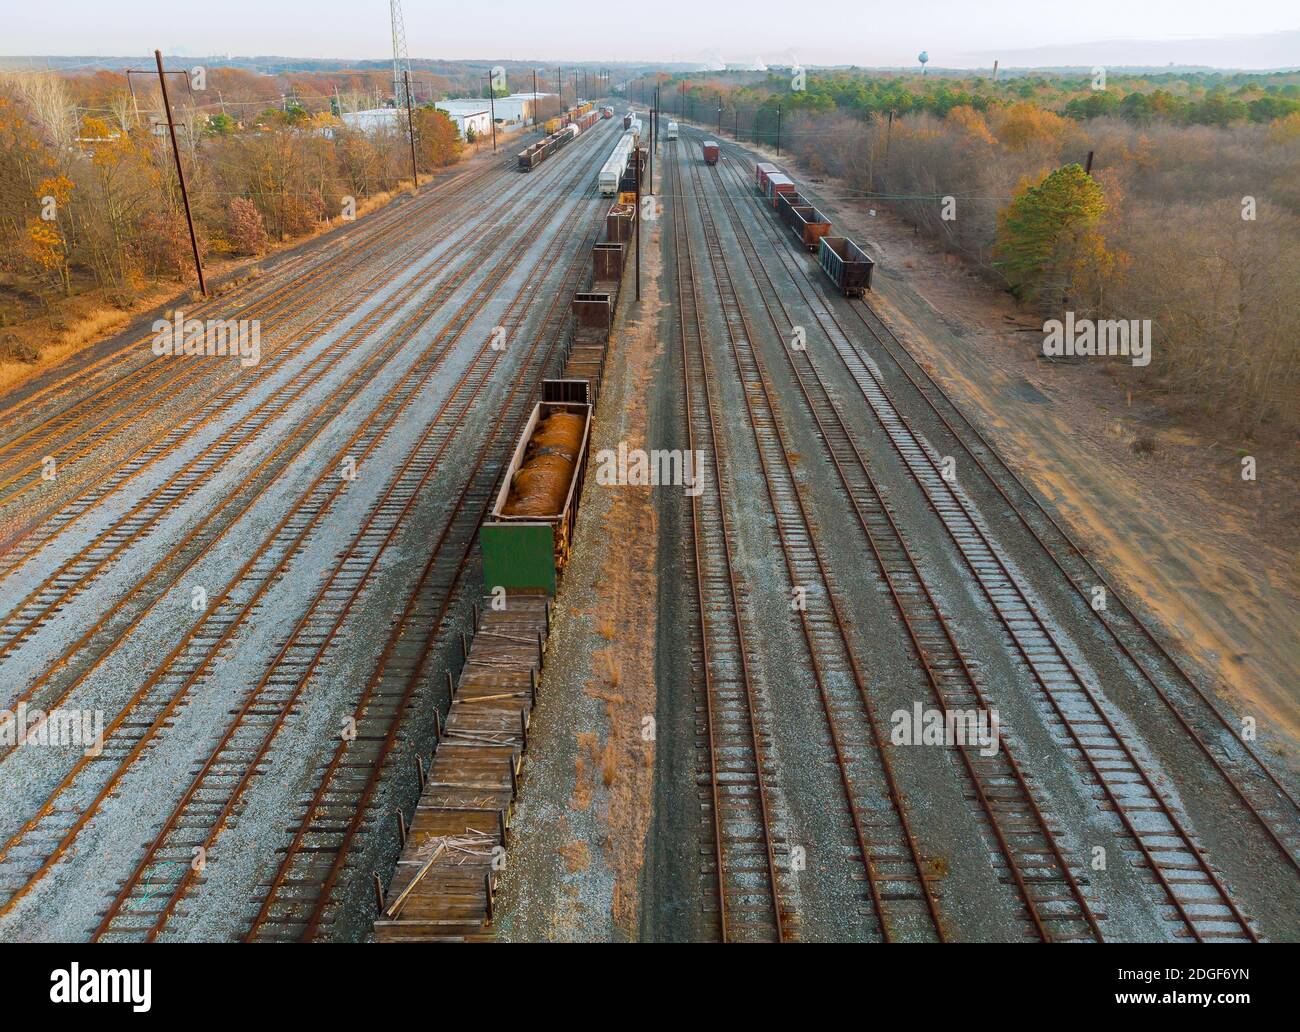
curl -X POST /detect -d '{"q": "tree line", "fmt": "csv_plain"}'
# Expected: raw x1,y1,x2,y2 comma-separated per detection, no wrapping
664,69,1299,438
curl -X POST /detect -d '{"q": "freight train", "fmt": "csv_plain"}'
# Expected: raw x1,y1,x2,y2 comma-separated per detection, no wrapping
751,153,874,293
599,131,636,196
518,103,604,172
484,143,645,592
518,124,578,171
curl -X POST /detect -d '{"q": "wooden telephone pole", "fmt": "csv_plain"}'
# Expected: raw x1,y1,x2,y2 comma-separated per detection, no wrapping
153,51,206,296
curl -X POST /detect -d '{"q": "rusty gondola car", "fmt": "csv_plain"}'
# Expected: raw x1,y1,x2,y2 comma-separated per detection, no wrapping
818,235,875,296
480,383,592,595
777,191,833,251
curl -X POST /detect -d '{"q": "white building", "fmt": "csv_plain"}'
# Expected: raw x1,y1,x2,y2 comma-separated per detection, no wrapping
433,100,493,137
439,92,559,125
340,108,399,133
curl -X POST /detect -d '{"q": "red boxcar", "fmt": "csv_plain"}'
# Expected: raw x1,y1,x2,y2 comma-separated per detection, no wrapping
765,172,795,207
755,162,779,193
702,140,719,165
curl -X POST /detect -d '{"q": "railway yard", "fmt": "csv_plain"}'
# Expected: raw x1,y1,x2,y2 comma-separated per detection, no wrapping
0,103,1296,945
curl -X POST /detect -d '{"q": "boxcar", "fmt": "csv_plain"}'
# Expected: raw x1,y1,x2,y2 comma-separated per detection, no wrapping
480,383,592,595
544,117,561,134
623,111,634,129
765,172,795,207
818,236,875,296
755,162,779,192
666,121,679,140
778,191,833,251
702,140,719,165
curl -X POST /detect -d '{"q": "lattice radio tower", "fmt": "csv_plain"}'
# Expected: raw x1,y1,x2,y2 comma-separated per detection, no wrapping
390,0,412,108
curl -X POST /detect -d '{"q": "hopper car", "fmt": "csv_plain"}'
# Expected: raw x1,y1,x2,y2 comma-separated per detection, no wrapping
818,236,875,295
778,191,833,251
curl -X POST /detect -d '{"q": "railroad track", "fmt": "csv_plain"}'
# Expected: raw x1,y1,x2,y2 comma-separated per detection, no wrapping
716,141,1300,871
706,137,1267,942
0,128,615,933
681,147,962,942
0,151,579,678
669,137,791,943
0,150,515,456
0,153,531,555
703,150,1104,942
849,301,1300,872
243,181,609,943
86,136,614,942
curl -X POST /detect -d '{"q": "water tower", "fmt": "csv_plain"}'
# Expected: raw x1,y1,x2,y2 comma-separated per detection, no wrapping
918,51,929,76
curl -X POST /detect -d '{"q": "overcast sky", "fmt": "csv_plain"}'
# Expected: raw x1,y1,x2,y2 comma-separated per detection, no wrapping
5,0,1298,68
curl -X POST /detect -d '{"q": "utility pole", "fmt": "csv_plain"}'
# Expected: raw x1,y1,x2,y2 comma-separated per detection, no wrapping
734,106,738,141
533,69,538,128
556,67,562,113
153,50,205,297
648,100,654,195
634,142,641,302
776,106,781,156
404,69,418,189
717,94,722,134
489,86,497,152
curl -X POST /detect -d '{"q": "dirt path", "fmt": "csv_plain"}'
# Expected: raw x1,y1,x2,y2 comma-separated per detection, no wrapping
495,207,665,940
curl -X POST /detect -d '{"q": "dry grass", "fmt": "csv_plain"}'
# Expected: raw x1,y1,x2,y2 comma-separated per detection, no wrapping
0,300,143,396
599,738,617,788
559,839,591,874
592,647,622,690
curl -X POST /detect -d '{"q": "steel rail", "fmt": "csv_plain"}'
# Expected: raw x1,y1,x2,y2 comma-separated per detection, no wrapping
670,140,788,943
686,151,946,942
708,151,1104,942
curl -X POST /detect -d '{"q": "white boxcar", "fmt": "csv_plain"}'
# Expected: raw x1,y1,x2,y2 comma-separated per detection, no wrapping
599,136,634,196
666,121,679,140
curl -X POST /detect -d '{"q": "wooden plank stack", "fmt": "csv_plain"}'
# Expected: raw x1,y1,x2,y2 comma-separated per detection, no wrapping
373,594,549,942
